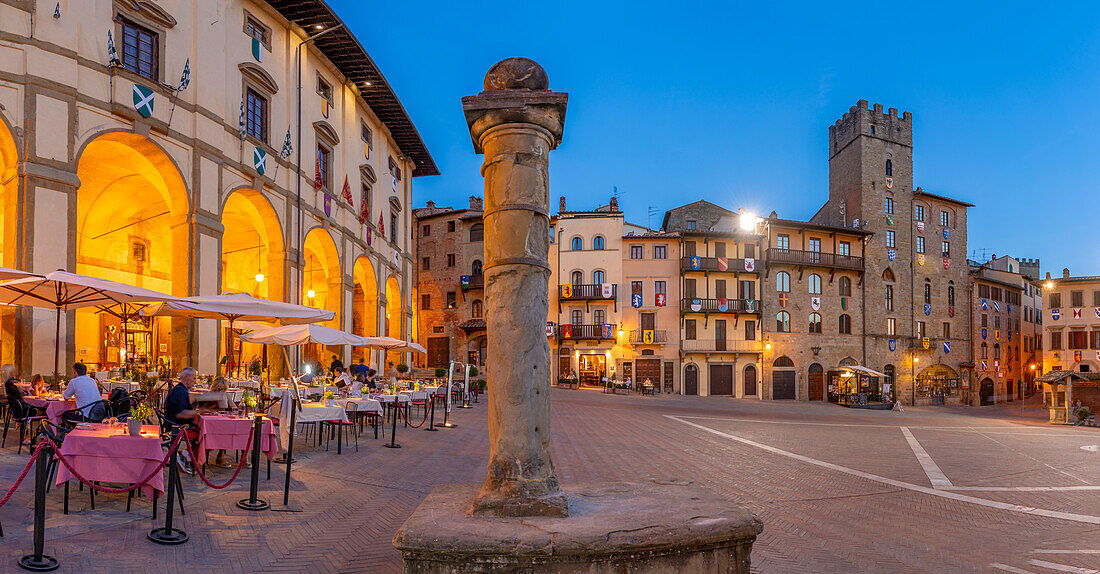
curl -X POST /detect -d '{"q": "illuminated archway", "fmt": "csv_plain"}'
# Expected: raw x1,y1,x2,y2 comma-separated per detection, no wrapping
75,132,190,371
352,256,377,363
222,188,285,375
0,115,20,364
385,275,401,366
302,227,341,364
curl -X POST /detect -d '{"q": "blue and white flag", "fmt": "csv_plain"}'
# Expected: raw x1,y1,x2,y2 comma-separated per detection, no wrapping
888,339,896,352
280,127,293,158
1052,308,1060,320
943,341,951,354
177,58,191,91
631,293,643,308
107,30,121,67
238,100,246,138
993,301,1000,312
253,146,266,175
981,299,988,310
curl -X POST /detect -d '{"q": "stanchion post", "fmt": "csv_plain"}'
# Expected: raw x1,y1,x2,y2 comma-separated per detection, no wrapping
19,438,58,571
460,364,472,409
384,401,401,448
425,393,438,431
282,397,298,506
148,427,189,545
236,415,270,511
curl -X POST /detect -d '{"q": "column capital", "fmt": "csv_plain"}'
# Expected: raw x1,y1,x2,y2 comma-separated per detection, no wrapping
462,58,568,154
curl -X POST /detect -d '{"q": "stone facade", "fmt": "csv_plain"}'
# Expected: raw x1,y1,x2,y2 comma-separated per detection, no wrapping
620,230,680,393
0,0,431,375
412,197,485,373
812,100,972,406
969,259,1028,405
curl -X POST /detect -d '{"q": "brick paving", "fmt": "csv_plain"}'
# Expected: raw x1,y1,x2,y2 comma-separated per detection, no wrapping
0,392,1097,573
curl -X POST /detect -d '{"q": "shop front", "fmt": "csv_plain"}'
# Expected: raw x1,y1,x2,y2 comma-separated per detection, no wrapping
828,365,890,408
916,364,961,405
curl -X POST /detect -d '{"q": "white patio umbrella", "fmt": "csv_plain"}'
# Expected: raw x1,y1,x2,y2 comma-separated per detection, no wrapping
0,267,42,281
142,292,335,374
240,323,368,347
0,270,179,380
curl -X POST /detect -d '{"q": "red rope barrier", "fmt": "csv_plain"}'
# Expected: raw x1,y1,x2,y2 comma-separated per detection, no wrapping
44,432,184,495
183,434,253,489
398,400,431,429
0,440,45,509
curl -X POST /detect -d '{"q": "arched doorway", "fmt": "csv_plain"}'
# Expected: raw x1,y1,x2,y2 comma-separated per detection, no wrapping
743,364,757,396
352,256,378,365
916,364,961,405
684,364,698,395
0,116,20,364
221,188,284,376
883,364,896,401
979,377,994,406
808,363,824,401
385,275,402,367
772,355,795,399
75,132,190,372
302,227,341,365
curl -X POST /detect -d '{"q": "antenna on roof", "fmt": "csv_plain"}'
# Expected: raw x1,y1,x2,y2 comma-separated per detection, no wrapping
611,185,621,198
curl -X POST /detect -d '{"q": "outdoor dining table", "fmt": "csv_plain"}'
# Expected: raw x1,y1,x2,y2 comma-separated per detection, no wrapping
103,380,141,393
24,393,107,425
195,414,278,465
190,389,245,408
267,389,349,449
54,422,164,498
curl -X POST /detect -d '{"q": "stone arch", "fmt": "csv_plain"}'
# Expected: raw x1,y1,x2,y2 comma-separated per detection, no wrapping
352,256,379,361
302,226,341,328
221,187,285,300
75,131,192,371
0,113,21,365
773,355,794,368
384,274,402,366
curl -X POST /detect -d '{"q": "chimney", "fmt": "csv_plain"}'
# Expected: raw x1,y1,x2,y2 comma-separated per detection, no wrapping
609,197,619,211
469,196,483,211
425,200,436,210
1046,272,1052,280
1063,268,1071,279
559,196,566,212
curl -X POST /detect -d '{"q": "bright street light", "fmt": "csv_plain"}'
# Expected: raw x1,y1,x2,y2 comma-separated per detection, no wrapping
740,212,756,231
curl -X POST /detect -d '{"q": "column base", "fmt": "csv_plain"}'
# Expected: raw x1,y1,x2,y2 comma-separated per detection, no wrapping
470,487,569,518
395,481,762,573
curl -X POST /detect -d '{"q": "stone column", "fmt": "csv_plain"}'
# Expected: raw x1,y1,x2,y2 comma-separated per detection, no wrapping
463,58,569,517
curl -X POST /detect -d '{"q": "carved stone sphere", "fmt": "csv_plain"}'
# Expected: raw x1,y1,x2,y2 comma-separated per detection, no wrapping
483,58,549,91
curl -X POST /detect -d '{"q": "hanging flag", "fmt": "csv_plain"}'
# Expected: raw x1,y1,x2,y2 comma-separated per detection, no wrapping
177,58,191,91
717,298,728,312
546,322,555,337
341,176,354,206
460,275,471,291
948,306,954,318
924,304,931,316
251,37,264,62
943,258,950,270
916,221,925,233
1075,350,1082,362
689,257,701,271
314,157,323,191
980,359,987,371
887,249,896,261
888,339,896,352
690,299,702,312
560,284,573,299
642,330,654,345
993,300,1000,312
378,213,385,237
943,341,951,354
981,299,988,310
561,324,573,339
631,293,643,308
779,293,788,308
655,293,666,307
917,254,925,266
601,324,614,339
981,327,987,340
885,176,894,188
280,127,293,158
359,190,370,224
745,299,755,312
107,30,121,67
994,329,1000,340
943,228,950,240
253,146,266,175
238,100,246,138
1051,308,1060,320
132,84,154,118
922,337,930,349
1095,307,1100,319
744,257,755,272
323,193,332,217
811,297,820,311
885,214,894,226
717,257,728,272
840,297,847,311
601,283,614,299
1073,308,1082,319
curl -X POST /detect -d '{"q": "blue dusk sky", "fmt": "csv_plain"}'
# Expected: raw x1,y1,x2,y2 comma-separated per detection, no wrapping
334,0,1100,277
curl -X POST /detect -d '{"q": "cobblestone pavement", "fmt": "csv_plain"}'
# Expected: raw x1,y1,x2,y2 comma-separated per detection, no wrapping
0,392,1096,573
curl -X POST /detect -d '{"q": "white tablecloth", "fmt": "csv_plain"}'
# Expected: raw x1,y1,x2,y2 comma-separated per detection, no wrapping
190,390,245,408
375,394,410,405
269,390,349,451
104,380,141,393
398,390,428,402
332,397,383,415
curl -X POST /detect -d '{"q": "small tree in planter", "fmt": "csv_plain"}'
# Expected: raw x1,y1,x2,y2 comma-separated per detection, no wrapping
435,367,447,379
1076,406,1092,425
397,363,409,378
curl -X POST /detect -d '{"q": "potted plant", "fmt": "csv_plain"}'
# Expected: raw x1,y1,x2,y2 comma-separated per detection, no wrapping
1076,406,1092,425
397,363,409,378
435,367,447,379
247,356,263,378
129,403,152,436
323,390,335,407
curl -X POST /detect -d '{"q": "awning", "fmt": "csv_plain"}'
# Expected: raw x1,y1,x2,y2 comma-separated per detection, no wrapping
839,365,888,377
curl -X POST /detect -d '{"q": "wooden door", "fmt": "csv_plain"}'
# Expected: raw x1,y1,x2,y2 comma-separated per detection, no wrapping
709,364,733,395
427,337,450,368
744,365,757,396
635,358,661,385
641,313,655,331
808,363,824,401
715,320,726,351
685,366,698,395
773,370,795,399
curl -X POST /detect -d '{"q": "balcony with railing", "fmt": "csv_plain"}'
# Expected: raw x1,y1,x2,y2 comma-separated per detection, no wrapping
680,256,750,273
558,283,618,301
627,329,668,344
679,297,759,314
461,274,484,290
681,339,763,353
766,248,864,271
556,323,615,341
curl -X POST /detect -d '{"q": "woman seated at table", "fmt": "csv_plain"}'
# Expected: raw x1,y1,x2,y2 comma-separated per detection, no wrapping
210,377,238,410
364,368,379,391
333,367,352,394
4,365,24,404
30,374,45,396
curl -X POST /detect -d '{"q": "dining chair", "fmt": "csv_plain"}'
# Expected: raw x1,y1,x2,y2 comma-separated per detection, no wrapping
324,401,358,454
5,397,46,453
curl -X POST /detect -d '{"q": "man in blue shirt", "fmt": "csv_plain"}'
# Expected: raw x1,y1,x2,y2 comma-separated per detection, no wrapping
164,367,209,473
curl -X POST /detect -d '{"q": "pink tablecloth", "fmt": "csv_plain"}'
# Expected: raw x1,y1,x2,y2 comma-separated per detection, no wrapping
25,393,108,425
195,415,277,463
55,423,165,498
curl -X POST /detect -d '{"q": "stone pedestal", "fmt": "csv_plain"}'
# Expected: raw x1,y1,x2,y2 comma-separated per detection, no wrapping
394,481,762,573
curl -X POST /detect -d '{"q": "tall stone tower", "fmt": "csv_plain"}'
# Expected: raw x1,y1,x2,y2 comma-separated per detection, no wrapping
814,100,971,405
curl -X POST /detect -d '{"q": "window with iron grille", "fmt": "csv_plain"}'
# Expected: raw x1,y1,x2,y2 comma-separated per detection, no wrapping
245,88,268,143
120,18,159,80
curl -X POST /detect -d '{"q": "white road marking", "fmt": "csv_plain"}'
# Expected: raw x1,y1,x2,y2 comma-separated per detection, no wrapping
944,486,1100,492
991,564,1041,574
900,426,953,488
1083,445,1098,452
976,430,1092,485
675,415,1079,434
666,415,1100,525
1028,559,1100,573
1034,551,1100,555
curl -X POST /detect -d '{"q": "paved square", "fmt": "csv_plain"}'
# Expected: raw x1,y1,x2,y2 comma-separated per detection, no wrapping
0,392,1096,573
